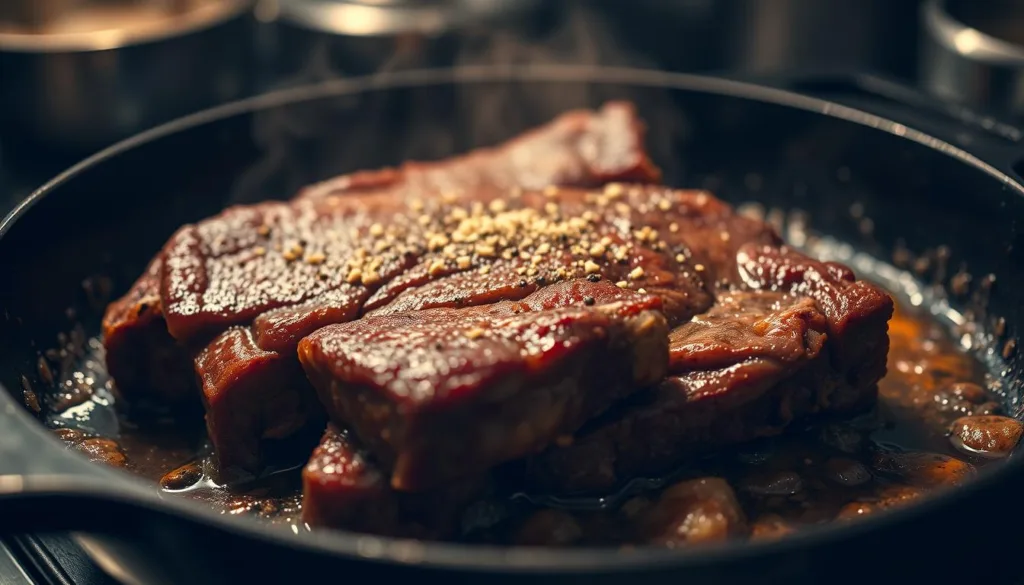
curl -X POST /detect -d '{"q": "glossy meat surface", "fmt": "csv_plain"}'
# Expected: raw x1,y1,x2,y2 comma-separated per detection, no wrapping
101,257,193,407
525,256,893,493
102,101,661,402
195,327,322,477
170,183,736,479
299,280,670,491
96,102,899,540
160,184,732,345
293,101,661,200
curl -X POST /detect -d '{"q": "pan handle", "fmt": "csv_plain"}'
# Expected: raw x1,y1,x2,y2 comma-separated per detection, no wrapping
0,478,141,534
0,393,155,535
0,479,212,585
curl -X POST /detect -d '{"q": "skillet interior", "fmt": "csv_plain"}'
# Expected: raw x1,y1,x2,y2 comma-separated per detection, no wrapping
2,66,1024,584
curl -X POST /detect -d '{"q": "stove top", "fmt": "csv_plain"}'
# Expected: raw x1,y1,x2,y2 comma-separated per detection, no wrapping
1,536,118,585
0,540,33,585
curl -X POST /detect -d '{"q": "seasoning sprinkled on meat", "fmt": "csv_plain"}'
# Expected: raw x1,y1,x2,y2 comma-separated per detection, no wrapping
103,101,662,407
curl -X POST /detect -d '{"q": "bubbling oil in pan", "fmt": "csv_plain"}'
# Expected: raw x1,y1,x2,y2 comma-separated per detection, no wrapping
30,222,1021,547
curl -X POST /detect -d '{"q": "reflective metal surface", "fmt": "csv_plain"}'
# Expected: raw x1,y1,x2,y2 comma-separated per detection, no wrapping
0,0,255,152
274,0,543,37
919,0,1024,118
0,541,34,585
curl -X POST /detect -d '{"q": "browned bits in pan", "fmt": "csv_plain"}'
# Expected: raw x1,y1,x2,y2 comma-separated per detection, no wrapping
1002,339,1017,360
73,438,129,469
948,415,1023,459
949,271,971,297
994,316,1007,338
515,509,583,547
21,375,40,414
823,458,872,487
638,478,747,547
161,462,204,491
52,428,87,445
749,514,794,541
871,451,975,487
36,356,54,387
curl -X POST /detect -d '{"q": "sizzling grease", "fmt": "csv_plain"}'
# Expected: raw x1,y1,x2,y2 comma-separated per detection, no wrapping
38,291,1017,546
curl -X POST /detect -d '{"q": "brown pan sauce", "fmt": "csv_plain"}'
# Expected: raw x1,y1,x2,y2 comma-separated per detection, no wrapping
40,288,1018,548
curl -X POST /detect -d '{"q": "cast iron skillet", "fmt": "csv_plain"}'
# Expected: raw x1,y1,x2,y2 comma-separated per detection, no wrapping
2,66,1024,585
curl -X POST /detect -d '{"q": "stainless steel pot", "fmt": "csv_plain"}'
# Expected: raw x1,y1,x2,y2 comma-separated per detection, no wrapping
0,0,256,152
603,0,921,78
258,0,548,88
919,0,1024,119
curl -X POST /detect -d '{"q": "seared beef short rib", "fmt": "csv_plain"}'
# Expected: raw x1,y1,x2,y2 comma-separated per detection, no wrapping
99,102,894,538
525,247,893,493
300,280,669,491
102,101,660,406
302,426,482,537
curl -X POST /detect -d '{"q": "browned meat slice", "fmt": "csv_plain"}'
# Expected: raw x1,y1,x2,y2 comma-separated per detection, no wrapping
152,183,738,479
101,257,194,407
302,426,482,537
524,250,893,493
299,280,670,491
162,184,725,345
115,182,776,479
103,101,662,400
735,243,892,378
294,101,662,200
361,185,771,320
194,327,322,477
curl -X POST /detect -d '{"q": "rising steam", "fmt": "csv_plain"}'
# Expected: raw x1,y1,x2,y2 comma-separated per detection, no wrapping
229,3,688,205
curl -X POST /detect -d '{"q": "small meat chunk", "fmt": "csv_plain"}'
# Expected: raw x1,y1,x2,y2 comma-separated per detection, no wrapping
302,426,481,537
750,514,794,540
525,290,846,493
636,478,747,547
73,438,129,469
195,327,322,479
948,415,1023,459
101,257,193,406
836,485,924,520
299,280,669,491
295,101,662,200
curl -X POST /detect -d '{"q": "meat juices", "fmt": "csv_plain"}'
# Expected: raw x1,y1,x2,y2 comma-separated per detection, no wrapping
98,102,900,540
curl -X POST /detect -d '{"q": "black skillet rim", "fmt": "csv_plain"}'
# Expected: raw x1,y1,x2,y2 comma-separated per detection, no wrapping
2,64,1023,574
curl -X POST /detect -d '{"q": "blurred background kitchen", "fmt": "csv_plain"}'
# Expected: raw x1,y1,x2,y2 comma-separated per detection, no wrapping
2,1,1015,155
1,0,1023,199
